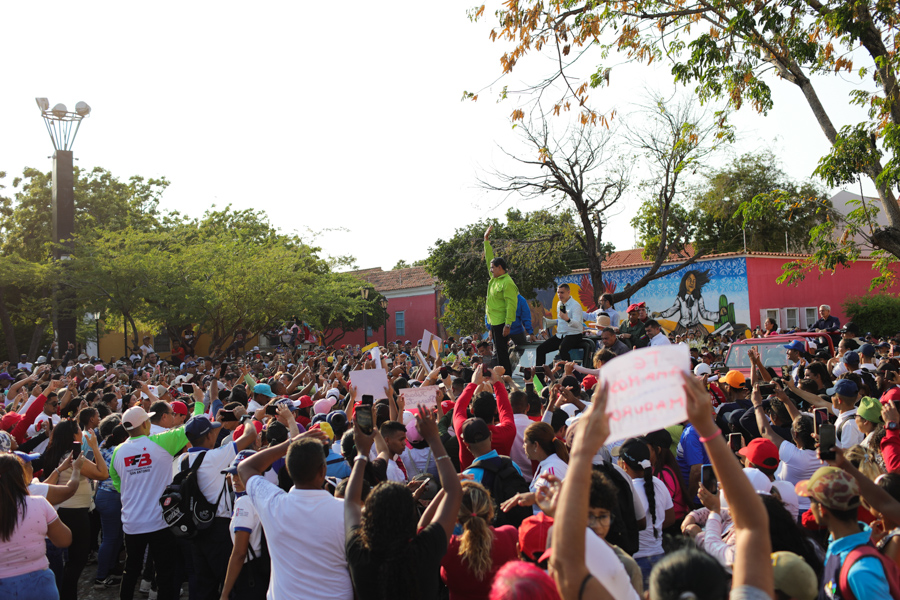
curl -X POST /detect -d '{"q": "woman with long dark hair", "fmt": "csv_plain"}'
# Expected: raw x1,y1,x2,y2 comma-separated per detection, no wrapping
345,406,462,600
439,481,518,600
761,494,823,579
0,453,72,599
654,269,724,338
500,422,569,515
617,438,674,588
643,429,692,533
37,419,109,600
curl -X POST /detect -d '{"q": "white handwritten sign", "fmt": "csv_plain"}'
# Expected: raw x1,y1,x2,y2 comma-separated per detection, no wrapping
400,386,439,409
348,368,389,402
598,344,690,444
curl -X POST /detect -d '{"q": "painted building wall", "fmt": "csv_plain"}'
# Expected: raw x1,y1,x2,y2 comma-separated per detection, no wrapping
745,256,900,328
339,292,441,347
543,257,753,337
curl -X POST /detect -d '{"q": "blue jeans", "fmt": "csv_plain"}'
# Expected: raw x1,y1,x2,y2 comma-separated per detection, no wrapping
94,487,123,579
636,553,665,589
0,569,59,600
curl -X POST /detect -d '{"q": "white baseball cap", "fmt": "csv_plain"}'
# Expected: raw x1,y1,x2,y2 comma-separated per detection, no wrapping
122,406,155,430
693,363,712,376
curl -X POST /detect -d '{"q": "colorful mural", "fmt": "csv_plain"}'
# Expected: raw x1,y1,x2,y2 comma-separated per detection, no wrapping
534,257,752,338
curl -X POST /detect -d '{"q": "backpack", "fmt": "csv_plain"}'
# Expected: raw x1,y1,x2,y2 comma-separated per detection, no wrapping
592,461,640,556
478,456,533,528
834,541,900,600
159,451,223,539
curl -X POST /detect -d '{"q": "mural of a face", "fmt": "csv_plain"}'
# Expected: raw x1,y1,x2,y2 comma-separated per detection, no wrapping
685,273,697,295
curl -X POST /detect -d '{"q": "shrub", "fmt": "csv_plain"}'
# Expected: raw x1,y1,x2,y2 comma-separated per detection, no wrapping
842,294,900,338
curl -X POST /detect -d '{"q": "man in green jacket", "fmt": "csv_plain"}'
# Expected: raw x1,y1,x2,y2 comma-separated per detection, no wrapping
484,225,519,374
618,303,649,350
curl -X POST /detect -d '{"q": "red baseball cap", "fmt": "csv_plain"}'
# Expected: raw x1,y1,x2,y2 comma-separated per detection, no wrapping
232,420,263,440
170,401,188,416
518,513,554,561
582,375,597,391
738,438,780,469
1,412,23,432
881,387,900,405
441,400,455,414
295,395,314,409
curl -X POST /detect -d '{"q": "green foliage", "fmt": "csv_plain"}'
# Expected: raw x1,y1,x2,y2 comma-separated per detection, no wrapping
630,200,697,258
425,208,580,305
392,259,425,270
842,294,900,338
439,297,488,338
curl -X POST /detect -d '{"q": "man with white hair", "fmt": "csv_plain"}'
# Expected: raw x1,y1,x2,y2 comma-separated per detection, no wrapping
808,304,840,333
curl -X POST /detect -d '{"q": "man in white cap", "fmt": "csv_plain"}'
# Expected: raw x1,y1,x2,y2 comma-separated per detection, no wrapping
110,401,204,600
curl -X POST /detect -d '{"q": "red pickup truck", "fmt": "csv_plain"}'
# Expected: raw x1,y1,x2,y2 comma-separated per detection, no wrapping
723,333,836,378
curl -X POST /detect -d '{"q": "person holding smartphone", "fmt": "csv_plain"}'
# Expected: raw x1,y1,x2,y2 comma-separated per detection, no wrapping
483,225,519,375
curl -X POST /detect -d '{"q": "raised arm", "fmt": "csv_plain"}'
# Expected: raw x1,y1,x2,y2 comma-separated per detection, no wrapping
682,373,773,596
751,384,786,447
417,407,462,540
344,417,374,538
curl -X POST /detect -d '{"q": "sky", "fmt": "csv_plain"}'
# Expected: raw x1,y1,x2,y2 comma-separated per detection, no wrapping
0,2,879,271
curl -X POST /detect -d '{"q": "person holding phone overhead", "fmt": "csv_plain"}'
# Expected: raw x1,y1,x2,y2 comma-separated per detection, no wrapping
484,225,519,375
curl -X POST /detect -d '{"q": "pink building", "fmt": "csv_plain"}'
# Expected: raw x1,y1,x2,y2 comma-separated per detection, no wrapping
341,267,446,347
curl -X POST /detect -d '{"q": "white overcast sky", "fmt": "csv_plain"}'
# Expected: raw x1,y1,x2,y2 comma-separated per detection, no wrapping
0,2,877,270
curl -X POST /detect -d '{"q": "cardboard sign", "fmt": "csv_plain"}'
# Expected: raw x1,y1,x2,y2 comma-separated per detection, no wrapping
400,386,439,409
348,368,390,402
598,344,690,444
416,348,432,371
420,330,443,359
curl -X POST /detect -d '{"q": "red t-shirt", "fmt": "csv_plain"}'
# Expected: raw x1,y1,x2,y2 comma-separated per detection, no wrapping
440,525,518,600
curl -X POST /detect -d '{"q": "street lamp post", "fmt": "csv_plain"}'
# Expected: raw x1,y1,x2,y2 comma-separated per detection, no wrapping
361,287,370,346
91,312,101,358
36,97,91,354
379,297,389,347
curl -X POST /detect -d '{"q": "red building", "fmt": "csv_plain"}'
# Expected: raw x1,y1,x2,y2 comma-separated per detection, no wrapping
342,267,446,347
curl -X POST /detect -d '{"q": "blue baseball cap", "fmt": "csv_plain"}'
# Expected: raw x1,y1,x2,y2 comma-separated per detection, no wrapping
843,351,860,365
859,344,876,357
827,379,859,397
184,415,222,440
253,384,276,398
222,449,256,475
783,340,805,352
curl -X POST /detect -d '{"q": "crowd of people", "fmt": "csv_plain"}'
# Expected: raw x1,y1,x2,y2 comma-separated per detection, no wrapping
1,237,900,600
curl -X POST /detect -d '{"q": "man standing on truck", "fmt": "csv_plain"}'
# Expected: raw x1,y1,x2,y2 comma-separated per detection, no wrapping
808,305,840,333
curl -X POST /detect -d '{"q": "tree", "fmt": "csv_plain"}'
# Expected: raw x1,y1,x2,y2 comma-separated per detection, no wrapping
471,0,900,273
318,286,389,345
632,151,831,254
392,259,425,270
426,207,579,305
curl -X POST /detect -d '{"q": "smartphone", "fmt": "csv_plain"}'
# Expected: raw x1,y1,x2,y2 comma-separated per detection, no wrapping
72,441,81,460
265,404,279,416
525,382,535,394
559,304,567,314
813,407,828,436
728,433,743,453
701,464,717,494
758,383,775,396
182,384,193,394
440,367,449,379
818,423,837,461
356,405,374,435
361,394,374,406
523,367,533,379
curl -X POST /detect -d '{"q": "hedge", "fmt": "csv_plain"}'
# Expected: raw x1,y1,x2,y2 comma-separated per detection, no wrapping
842,294,900,338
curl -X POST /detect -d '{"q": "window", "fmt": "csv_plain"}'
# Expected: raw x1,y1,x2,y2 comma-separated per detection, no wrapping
395,311,405,337
366,325,374,337
766,309,779,327
154,329,171,353
785,308,799,329
805,307,818,327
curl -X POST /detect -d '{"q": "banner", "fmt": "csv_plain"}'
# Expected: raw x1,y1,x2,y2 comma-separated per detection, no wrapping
400,386,439,410
598,344,690,444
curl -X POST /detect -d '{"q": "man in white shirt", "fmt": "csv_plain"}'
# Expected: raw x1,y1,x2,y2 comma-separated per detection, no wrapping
537,283,585,368
238,429,353,600
599,293,620,328
828,379,864,449
17,354,32,372
110,405,200,600
646,320,671,347
183,414,258,600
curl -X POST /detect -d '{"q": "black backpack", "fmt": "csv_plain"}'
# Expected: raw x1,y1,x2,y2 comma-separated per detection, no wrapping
592,461,640,555
478,456,533,528
160,451,222,539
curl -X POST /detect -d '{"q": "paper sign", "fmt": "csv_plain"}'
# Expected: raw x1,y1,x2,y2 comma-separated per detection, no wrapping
598,344,690,444
400,386,439,409
370,346,381,367
416,348,432,371
348,368,390,401
420,330,443,358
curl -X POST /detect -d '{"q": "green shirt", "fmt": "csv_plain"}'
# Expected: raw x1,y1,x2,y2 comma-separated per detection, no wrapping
484,241,519,326
619,320,649,349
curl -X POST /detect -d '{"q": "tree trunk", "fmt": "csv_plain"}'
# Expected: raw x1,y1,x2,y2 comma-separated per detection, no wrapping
0,286,19,361
27,322,45,361
127,314,140,351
